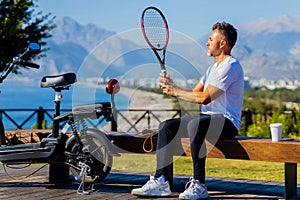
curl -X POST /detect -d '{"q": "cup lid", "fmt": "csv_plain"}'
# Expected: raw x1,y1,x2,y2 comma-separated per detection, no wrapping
270,123,282,127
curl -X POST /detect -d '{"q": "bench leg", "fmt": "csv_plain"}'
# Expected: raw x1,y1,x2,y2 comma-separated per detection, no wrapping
285,162,297,199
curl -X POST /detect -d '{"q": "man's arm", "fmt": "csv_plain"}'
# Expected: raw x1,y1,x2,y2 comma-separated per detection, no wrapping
176,84,224,104
160,73,224,105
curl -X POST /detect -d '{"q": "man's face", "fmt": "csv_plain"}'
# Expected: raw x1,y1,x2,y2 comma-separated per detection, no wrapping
206,29,222,57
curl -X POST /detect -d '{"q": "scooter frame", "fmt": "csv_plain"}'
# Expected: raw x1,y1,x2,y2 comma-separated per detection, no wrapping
0,43,117,194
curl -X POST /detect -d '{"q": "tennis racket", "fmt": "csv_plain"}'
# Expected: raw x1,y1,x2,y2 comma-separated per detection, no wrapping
141,6,169,76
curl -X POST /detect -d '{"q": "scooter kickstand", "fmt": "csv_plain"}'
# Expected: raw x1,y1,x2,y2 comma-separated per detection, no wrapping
76,163,92,195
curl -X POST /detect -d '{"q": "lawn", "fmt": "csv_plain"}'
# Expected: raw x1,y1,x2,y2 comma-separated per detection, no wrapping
112,153,300,183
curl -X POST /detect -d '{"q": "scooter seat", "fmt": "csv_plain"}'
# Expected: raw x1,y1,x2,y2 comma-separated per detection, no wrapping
40,72,77,88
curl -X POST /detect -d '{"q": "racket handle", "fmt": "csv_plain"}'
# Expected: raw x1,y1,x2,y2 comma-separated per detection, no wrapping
161,69,167,77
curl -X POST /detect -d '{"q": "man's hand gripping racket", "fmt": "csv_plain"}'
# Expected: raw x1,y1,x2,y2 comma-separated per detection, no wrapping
141,6,169,77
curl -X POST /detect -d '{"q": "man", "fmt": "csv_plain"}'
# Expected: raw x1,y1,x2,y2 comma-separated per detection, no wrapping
131,21,244,199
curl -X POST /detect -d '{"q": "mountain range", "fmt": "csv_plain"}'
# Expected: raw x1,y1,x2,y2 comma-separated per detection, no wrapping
15,15,300,83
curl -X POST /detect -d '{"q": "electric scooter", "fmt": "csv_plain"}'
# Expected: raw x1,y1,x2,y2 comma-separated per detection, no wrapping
0,43,118,194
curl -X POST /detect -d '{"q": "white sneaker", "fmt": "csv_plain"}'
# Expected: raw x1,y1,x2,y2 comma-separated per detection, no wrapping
131,176,171,197
179,177,209,200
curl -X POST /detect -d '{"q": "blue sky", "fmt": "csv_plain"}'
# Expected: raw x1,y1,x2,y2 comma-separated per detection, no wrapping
37,0,300,40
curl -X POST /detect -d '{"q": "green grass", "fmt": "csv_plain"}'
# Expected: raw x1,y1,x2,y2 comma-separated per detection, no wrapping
113,154,300,183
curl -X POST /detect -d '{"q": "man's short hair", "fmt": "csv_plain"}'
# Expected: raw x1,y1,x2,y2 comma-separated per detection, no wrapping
212,22,237,49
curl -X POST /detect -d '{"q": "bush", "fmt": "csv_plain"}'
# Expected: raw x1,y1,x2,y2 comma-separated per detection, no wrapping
246,111,300,139
32,120,48,130
247,113,271,138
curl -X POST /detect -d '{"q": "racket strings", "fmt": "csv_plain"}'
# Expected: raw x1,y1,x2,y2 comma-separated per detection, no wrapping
143,10,168,50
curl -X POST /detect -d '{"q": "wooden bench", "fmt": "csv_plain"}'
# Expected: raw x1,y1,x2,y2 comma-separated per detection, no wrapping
5,130,299,199
108,132,300,199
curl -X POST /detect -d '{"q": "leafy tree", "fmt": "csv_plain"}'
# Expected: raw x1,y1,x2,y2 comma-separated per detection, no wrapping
0,0,55,73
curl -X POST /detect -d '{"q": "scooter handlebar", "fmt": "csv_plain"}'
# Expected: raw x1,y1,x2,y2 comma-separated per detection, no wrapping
19,61,40,69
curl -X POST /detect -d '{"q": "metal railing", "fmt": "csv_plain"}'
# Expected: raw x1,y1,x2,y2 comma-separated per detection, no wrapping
1,107,278,135
0,107,71,129
0,107,196,132
111,108,199,132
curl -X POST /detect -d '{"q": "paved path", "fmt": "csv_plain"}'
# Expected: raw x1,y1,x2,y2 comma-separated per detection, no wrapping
0,165,299,199
107,170,299,199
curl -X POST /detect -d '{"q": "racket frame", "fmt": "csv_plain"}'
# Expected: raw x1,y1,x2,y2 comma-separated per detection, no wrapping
141,6,169,73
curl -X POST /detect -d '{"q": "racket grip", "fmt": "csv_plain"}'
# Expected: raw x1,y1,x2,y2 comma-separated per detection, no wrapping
161,69,167,77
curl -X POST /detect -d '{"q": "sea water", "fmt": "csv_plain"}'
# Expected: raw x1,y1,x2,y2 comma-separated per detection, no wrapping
0,82,129,130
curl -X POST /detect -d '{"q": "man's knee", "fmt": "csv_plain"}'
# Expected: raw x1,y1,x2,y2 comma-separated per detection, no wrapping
158,121,166,131
158,118,178,131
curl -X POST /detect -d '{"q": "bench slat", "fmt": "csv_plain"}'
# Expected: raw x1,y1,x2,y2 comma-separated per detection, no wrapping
109,132,300,163
207,139,300,163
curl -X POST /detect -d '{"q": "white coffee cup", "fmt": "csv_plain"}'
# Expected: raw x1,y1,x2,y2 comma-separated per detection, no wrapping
270,123,282,142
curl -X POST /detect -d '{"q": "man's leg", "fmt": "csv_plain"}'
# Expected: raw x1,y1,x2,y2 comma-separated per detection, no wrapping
188,114,238,183
179,114,238,199
187,114,212,184
131,116,192,197
155,116,193,180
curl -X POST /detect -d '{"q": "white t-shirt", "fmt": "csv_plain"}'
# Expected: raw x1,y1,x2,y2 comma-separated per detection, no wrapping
200,56,244,130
